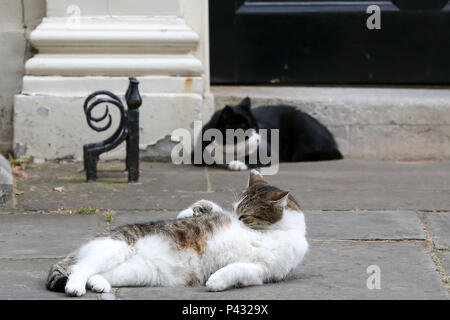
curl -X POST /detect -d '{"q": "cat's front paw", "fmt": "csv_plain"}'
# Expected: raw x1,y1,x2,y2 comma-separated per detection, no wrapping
192,200,222,216
178,200,223,219
65,278,87,297
228,160,248,171
206,274,229,292
177,208,195,219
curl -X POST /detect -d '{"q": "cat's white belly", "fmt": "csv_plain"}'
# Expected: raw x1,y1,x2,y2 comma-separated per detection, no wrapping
100,235,202,287
200,217,307,282
200,221,257,273
99,227,257,288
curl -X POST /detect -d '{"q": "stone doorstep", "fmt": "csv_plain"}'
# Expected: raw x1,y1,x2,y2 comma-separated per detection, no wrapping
212,86,450,161
12,85,450,162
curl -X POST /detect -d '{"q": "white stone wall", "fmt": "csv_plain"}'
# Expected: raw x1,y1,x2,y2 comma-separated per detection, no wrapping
0,0,46,155
13,0,214,161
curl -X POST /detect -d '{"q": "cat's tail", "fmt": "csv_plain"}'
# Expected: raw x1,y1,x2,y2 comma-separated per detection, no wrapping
331,148,344,160
301,148,343,162
46,251,77,292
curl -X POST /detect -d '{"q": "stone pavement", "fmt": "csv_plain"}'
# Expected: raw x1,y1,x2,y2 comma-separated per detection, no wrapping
0,160,449,300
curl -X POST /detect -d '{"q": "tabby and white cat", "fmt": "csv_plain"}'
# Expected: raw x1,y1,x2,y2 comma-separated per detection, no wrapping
46,170,308,296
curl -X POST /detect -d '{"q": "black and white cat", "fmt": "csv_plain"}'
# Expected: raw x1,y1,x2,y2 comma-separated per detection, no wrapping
193,97,343,170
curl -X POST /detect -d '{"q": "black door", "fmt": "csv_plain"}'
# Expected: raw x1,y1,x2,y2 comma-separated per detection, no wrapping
210,0,450,84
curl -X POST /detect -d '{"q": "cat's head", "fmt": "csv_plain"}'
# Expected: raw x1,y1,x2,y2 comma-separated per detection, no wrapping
234,170,299,229
216,97,259,138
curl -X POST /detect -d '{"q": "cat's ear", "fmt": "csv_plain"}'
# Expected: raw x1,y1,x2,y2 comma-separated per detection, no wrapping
270,191,290,208
248,169,266,187
239,97,251,110
220,106,235,122
219,106,235,126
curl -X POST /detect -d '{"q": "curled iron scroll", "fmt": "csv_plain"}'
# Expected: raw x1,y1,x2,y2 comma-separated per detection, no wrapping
82,90,128,153
83,90,126,133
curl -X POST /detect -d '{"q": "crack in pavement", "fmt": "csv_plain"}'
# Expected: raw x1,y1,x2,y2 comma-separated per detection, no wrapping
416,211,450,294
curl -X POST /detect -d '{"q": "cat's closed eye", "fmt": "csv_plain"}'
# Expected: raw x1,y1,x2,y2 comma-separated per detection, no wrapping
239,215,249,221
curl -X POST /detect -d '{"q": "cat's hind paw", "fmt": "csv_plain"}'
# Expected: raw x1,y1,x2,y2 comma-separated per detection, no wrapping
177,208,195,219
87,275,112,293
228,160,248,171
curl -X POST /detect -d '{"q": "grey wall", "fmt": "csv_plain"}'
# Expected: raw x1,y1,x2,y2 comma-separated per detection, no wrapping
0,0,46,155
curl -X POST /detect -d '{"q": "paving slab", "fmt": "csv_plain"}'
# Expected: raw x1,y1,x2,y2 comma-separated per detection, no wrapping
0,213,106,259
15,162,208,211
115,241,448,300
209,161,450,191
207,189,450,212
419,213,450,249
0,258,99,300
13,161,450,212
437,252,450,275
109,210,425,241
207,161,450,211
110,211,179,230
305,211,425,240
